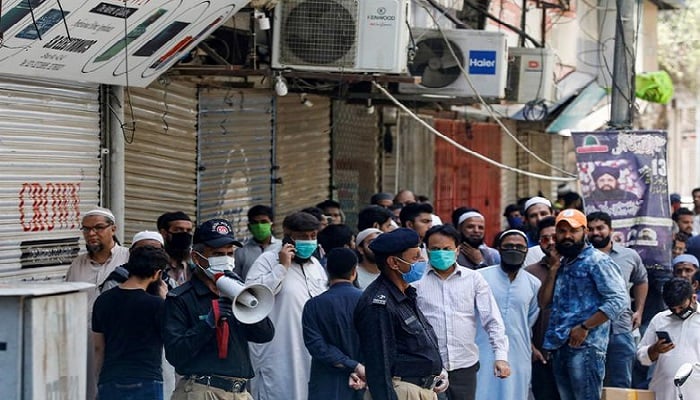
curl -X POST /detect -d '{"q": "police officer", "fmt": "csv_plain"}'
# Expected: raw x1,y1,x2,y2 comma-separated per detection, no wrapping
163,219,275,400
354,228,449,400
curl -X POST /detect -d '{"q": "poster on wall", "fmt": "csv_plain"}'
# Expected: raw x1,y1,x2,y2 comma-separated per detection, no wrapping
572,130,672,269
0,0,247,87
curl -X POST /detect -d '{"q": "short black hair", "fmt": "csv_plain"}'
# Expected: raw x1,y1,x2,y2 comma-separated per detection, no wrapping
400,203,433,226
673,207,694,222
316,200,341,210
125,246,169,279
452,207,478,227
157,211,191,231
301,207,325,222
357,205,393,231
248,205,273,221
587,211,612,229
326,248,358,280
318,224,354,252
503,204,521,217
692,187,700,196
537,216,556,233
424,224,460,247
283,212,321,232
663,278,694,308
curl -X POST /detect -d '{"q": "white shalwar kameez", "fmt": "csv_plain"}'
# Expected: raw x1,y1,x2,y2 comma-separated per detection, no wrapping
245,251,328,400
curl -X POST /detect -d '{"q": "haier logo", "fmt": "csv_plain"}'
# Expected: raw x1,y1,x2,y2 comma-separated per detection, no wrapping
468,51,497,75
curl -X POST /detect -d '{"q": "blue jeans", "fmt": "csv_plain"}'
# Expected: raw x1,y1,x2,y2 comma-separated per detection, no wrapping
98,378,163,400
552,346,606,400
604,331,635,388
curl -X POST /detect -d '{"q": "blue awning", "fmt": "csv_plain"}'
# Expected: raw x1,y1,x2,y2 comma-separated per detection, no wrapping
546,83,607,134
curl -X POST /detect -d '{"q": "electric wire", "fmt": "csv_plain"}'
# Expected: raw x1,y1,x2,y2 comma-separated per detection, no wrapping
372,81,576,182
462,0,543,48
420,3,576,177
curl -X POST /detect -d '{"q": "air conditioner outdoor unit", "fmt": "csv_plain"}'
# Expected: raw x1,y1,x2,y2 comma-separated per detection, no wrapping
506,47,555,103
272,0,411,73
399,28,507,99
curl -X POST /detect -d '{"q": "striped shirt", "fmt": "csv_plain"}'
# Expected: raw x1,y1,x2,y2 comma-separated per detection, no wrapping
413,264,509,371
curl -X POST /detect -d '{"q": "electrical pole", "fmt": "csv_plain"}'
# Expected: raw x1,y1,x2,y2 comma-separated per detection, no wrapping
609,0,636,129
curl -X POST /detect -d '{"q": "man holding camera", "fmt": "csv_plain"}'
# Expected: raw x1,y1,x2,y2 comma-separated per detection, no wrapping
163,218,275,400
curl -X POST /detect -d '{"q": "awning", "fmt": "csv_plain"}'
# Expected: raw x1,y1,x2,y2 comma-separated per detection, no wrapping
649,0,686,10
546,83,608,134
0,0,246,87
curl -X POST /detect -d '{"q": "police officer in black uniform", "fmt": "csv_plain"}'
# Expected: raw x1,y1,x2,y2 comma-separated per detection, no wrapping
354,228,449,400
163,218,274,399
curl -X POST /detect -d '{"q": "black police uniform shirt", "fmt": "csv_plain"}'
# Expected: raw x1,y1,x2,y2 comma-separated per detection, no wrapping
92,287,164,384
354,274,443,400
162,274,274,378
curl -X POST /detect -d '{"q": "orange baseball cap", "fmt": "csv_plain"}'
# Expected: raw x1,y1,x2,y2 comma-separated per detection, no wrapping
555,209,587,228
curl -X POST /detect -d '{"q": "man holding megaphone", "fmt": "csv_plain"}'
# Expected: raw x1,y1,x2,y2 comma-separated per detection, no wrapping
163,218,275,400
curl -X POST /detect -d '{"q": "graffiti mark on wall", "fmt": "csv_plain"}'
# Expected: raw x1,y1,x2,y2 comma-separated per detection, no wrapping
18,183,81,232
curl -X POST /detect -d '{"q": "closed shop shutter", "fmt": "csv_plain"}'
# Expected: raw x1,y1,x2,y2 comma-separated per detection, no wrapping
123,79,198,242
198,88,273,239
0,76,101,281
275,95,331,226
397,112,435,198
331,101,380,230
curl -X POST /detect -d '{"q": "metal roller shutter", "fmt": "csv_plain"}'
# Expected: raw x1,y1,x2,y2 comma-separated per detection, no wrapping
332,101,380,230
275,95,331,226
0,76,101,281
197,88,273,239
123,79,198,242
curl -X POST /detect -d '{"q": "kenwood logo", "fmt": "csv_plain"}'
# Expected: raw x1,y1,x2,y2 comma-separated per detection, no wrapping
468,50,497,75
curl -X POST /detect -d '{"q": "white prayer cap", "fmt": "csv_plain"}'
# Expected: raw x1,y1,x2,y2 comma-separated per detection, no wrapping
458,211,484,226
83,207,116,223
356,228,383,246
132,230,164,246
523,197,552,213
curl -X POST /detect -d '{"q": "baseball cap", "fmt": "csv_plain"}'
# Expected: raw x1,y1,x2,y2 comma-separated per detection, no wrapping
555,209,587,229
193,218,243,248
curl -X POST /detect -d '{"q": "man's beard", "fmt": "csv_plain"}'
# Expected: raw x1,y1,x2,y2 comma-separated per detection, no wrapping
555,238,585,258
463,235,484,248
362,249,376,263
589,235,611,249
86,243,104,254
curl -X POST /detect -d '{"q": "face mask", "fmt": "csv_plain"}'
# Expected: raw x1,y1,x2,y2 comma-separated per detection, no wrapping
428,250,457,271
555,239,585,258
674,302,697,320
589,235,611,249
499,249,527,268
249,223,272,242
396,258,428,283
295,240,317,260
196,253,235,279
166,232,193,258
507,216,524,228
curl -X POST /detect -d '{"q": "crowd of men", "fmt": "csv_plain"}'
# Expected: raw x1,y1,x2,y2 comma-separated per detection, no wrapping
65,188,700,400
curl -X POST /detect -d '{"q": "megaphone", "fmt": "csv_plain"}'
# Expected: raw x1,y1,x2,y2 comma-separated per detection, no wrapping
215,275,275,324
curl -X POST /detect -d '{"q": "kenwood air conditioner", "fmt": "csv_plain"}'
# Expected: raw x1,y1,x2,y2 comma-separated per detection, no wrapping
399,28,507,99
272,0,411,73
506,47,555,103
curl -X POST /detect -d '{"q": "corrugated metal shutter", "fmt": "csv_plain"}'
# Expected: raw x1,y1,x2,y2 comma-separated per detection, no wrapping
275,95,331,226
332,101,379,230
0,76,101,281
123,79,198,242
198,88,273,239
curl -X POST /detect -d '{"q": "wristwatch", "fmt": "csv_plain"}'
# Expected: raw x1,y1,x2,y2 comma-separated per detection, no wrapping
580,322,589,331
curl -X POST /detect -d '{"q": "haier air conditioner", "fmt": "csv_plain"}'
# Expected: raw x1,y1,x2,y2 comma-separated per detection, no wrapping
272,0,411,73
398,28,507,99
506,47,556,103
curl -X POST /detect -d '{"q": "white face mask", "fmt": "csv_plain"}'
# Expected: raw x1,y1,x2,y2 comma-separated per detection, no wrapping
196,252,235,278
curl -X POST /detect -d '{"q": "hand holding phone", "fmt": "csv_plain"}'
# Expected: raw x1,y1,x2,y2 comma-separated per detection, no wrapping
656,331,673,344
279,236,296,267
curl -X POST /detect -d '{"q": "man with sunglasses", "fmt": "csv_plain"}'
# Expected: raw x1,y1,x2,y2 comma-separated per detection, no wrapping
67,206,130,400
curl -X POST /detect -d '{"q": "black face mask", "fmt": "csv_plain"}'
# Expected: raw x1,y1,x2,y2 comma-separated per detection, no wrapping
500,249,527,267
589,235,611,249
555,239,586,258
673,302,697,320
165,232,193,259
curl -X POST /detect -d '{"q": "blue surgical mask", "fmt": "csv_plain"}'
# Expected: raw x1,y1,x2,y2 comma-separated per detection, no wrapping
428,250,457,271
295,240,317,260
396,257,428,283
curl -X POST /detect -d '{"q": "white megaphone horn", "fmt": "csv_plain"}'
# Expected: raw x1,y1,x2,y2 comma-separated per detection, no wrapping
215,275,274,324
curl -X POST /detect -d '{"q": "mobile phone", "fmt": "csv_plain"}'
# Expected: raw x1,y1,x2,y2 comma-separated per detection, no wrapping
656,331,673,344
282,236,296,247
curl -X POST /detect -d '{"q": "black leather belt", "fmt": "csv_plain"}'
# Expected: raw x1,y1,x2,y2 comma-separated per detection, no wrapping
189,375,247,393
398,375,440,389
